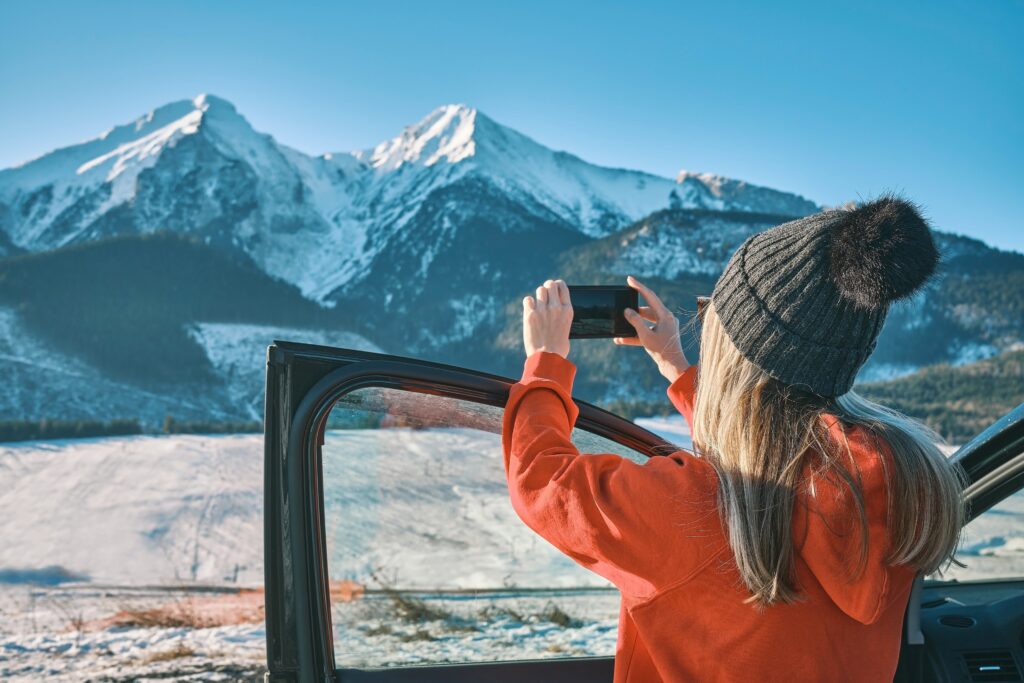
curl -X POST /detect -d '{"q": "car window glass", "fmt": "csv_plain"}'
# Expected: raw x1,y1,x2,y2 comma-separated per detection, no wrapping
931,488,1024,582
322,385,658,667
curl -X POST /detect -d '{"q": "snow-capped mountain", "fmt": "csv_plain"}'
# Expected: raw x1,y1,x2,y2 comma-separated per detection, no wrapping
0,94,817,299
1,95,1020,428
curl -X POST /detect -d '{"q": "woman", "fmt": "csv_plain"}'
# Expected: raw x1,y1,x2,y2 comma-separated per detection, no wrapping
500,196,965,682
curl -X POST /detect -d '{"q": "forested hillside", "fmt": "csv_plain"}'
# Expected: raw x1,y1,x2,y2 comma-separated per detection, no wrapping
856,348,1024,444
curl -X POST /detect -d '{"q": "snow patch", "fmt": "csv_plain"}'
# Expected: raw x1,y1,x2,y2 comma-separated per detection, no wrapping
856,362,921,383
950,342,1000,366
357,104,478,171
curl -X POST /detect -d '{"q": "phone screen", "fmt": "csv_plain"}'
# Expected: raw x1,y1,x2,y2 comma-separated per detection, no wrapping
567,286,639,339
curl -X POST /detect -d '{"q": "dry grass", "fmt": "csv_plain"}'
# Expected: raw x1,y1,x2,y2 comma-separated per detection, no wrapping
329,579,366,603
538,601,581,628
140,643,196,664
363,624,393,637
399,629,436,642
368,568,451,624
88,589,265,631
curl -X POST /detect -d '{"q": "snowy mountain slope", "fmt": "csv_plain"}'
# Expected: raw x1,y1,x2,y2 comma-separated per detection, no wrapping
0,95,818,305
188,322,383,420
543,209,1024,403
349,105,812,241
603,208,788,278
0,95,354,299
2,96,1019,425
674,170,821,216
0,230,390,426
0,307,236,426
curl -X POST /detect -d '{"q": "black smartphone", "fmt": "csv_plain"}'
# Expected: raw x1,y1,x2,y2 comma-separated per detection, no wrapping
567,285,639,339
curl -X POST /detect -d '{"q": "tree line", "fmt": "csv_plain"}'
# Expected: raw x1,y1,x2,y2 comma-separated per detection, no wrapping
0,417,263,443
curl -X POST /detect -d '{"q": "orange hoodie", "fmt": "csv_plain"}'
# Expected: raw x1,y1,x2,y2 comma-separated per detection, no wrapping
501,350,917,683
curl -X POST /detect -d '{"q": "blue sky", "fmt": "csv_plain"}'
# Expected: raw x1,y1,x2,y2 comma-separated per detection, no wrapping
1,0,1021,251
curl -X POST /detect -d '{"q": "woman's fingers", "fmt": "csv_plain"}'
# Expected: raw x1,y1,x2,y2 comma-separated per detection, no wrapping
532,279,572,307
627,275,672,319
523,295,536,312
637,305,657,323
554,279,570,306
613,336,643,346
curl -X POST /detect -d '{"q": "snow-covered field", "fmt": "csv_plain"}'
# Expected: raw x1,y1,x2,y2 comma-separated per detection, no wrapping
0,419,1020,680
331,589,620,668
0,585,266,682
0,434,264,585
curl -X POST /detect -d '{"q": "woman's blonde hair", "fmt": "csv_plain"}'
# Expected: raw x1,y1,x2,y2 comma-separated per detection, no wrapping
689,302,966,605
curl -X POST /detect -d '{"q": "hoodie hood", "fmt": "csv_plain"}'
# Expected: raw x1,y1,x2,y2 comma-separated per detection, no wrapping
793,416,916,624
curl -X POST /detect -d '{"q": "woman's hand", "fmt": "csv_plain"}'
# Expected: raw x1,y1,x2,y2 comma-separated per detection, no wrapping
615,275,691,382
522,279,573,359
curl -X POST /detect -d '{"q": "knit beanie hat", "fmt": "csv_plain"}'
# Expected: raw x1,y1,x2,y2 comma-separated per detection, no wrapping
710,195,939,397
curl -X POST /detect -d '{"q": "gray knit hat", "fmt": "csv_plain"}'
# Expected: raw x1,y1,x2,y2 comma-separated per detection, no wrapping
710,196,939,397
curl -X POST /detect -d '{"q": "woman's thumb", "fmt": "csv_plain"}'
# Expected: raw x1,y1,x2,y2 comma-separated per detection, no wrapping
624,308,649,342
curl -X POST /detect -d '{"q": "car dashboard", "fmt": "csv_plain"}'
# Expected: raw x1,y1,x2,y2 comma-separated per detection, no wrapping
920,578,1024,682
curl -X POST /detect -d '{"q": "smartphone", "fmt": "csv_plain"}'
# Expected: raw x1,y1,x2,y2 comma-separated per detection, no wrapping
567,285,639,339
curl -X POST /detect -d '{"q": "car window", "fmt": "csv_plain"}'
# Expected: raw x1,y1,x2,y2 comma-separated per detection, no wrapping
322,385,657,668
931,488,1024,582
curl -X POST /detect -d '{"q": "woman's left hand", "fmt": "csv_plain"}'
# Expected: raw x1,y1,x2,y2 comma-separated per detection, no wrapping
522,279,572,359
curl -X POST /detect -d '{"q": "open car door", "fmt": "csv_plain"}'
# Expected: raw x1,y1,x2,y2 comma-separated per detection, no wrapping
895,403,1024,683
263,340,1024,683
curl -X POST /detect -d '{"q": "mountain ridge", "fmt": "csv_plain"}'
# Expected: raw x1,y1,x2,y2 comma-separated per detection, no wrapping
0,95,1019,428
0,94,819,273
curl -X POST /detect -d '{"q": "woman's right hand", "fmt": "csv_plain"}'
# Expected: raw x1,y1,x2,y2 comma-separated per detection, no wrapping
614,275,691,383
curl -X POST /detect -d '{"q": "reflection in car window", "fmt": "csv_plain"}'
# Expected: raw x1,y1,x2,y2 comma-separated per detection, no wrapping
323,386,656,667
933,488,1024,582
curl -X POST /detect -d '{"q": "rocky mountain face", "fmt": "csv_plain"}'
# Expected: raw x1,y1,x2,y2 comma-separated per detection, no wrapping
0,95,1019,426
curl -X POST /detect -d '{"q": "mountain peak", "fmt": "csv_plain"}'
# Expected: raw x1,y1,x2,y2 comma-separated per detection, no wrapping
675,168,818,216
356,104,481,171
192,93,236,112
87,94,238,152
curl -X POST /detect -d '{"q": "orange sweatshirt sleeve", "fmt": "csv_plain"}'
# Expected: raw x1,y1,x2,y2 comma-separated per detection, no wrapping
501,351,720,599
666,364,699,434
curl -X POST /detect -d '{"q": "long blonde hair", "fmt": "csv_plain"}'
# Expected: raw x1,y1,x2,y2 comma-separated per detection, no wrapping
689,302,966,605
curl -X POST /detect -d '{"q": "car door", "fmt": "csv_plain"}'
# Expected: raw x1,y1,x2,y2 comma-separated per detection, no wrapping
896,403,1024,683
263,340,1024,683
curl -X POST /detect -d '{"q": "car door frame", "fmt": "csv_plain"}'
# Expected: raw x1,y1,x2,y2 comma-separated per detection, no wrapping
894,401,1024,683
263,340,683,683
263,339,1024,683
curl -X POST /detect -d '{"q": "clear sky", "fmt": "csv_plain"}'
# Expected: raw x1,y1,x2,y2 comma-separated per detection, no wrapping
1,0,1021,251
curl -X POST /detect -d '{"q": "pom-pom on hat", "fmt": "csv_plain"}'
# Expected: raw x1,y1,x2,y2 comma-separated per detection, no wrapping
709,195,939,397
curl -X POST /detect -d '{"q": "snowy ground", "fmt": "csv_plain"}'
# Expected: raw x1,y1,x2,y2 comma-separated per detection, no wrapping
0,419,1020,680
0,434,264,585
0,584,266,682
944,488,1024,581
331,589,620,667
